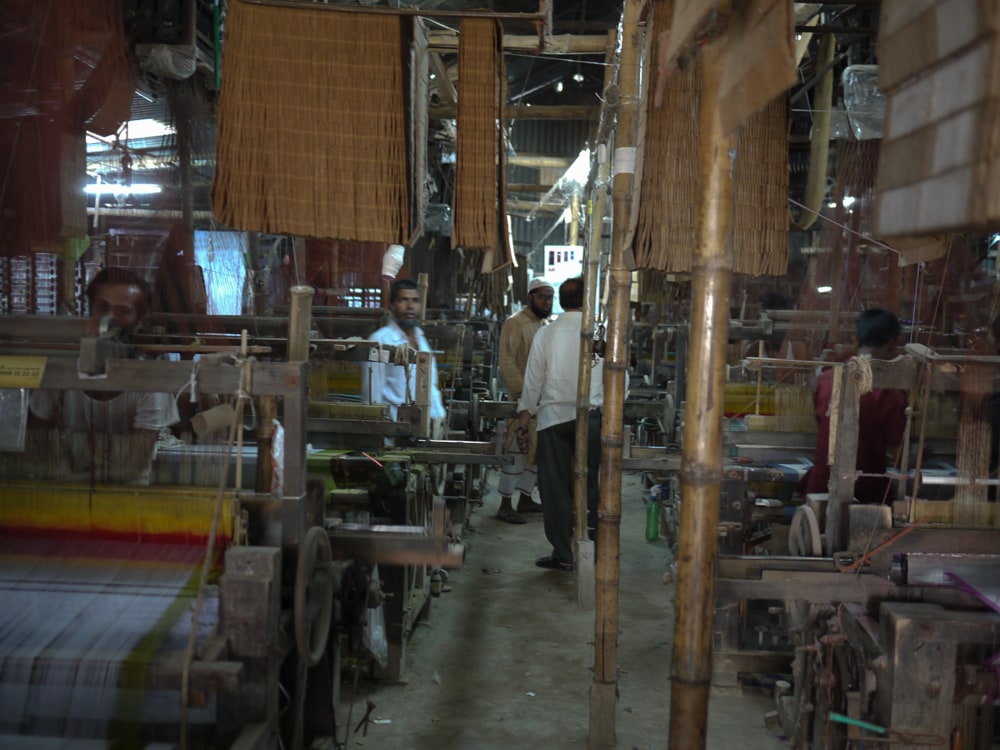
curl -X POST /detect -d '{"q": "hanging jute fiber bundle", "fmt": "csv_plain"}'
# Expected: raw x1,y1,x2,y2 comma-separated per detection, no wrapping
453,18,512,272
634,51,789,276
213,2,412,243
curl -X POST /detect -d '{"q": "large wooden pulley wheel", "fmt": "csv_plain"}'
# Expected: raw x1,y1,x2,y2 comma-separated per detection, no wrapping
294,525,334,667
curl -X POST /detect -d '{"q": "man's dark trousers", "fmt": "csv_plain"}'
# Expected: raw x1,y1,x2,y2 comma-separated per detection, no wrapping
536,410,602,564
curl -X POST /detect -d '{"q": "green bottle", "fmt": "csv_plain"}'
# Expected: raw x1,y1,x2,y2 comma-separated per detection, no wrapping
645,498,661,542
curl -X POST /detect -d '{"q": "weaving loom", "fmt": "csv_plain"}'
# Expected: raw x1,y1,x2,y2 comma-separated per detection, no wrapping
0,309,483,746
0,347,315,750
711,348,1000,747
0,486,231,745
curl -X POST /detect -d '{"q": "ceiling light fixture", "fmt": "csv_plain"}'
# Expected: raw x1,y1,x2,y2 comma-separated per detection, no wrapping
816,285,832,293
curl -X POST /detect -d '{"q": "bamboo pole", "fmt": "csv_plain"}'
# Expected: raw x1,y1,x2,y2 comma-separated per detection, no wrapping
574,216,598,608
589,3,641,746
573,31,617,611
668,34,735,750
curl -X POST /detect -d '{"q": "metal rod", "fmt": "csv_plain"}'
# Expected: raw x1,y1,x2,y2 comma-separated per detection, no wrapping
669,32,735,750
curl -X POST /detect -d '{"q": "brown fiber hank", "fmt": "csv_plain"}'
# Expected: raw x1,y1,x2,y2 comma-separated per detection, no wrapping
634,42,788,275
212,2,410,243
732,95,789,276
453,18,506,256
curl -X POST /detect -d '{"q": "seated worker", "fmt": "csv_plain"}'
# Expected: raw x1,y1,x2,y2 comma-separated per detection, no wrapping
361,278,446,430
798,308,907,504
29,268,180,485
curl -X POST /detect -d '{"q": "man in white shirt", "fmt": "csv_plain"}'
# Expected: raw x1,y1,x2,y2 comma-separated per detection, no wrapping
362,278,446,429
515,277,604,571
29,268,180,484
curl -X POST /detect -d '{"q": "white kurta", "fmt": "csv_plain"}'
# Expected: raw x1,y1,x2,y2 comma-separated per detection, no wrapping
361,320,446,421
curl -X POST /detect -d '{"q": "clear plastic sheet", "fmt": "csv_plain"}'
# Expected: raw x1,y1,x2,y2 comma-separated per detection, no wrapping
842,65,885,140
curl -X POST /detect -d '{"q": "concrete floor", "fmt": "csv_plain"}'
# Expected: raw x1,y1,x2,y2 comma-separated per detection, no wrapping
323,472,789,750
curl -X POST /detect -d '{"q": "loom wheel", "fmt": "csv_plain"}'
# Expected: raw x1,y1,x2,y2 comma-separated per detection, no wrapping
788,505,822,557
295,526,334,668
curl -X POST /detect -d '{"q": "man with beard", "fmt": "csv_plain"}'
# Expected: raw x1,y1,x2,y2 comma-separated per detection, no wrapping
28,268,180,484
494,277,553,523
362,278,446,430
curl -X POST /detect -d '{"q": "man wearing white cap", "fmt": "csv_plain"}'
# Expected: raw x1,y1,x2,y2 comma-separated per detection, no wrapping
494,276,554,523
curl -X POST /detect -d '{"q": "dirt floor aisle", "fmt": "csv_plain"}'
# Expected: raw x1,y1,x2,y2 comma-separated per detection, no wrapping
322,471,788,750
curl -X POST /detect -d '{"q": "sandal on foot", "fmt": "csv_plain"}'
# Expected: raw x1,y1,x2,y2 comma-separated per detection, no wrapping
496,508,526,524
535,555,573,571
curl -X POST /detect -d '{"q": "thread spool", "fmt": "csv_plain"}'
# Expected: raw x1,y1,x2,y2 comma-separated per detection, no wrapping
192,403,236,436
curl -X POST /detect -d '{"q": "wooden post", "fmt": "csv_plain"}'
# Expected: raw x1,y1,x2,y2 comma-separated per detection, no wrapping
414,350,433,437
417,272,429,326
589,3,640,746
668,35,735,750
827,361,859,553
574,30,616,611
287,286,313,362
255,395,277,493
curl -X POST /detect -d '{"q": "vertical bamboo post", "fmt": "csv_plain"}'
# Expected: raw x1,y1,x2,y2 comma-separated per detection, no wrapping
575,226,598,606
574,30,616,610
668,35,735,750
589,5,641,748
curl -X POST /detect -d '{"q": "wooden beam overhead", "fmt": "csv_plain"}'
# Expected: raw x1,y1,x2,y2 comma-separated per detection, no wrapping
429,52,457,105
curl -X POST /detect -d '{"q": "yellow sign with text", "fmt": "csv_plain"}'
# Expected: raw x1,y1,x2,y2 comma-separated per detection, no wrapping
0,356,47,388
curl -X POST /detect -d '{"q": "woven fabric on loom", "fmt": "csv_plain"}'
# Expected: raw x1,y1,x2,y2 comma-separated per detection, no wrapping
212,4,411,243
633,55,789,275
453,18,512,272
